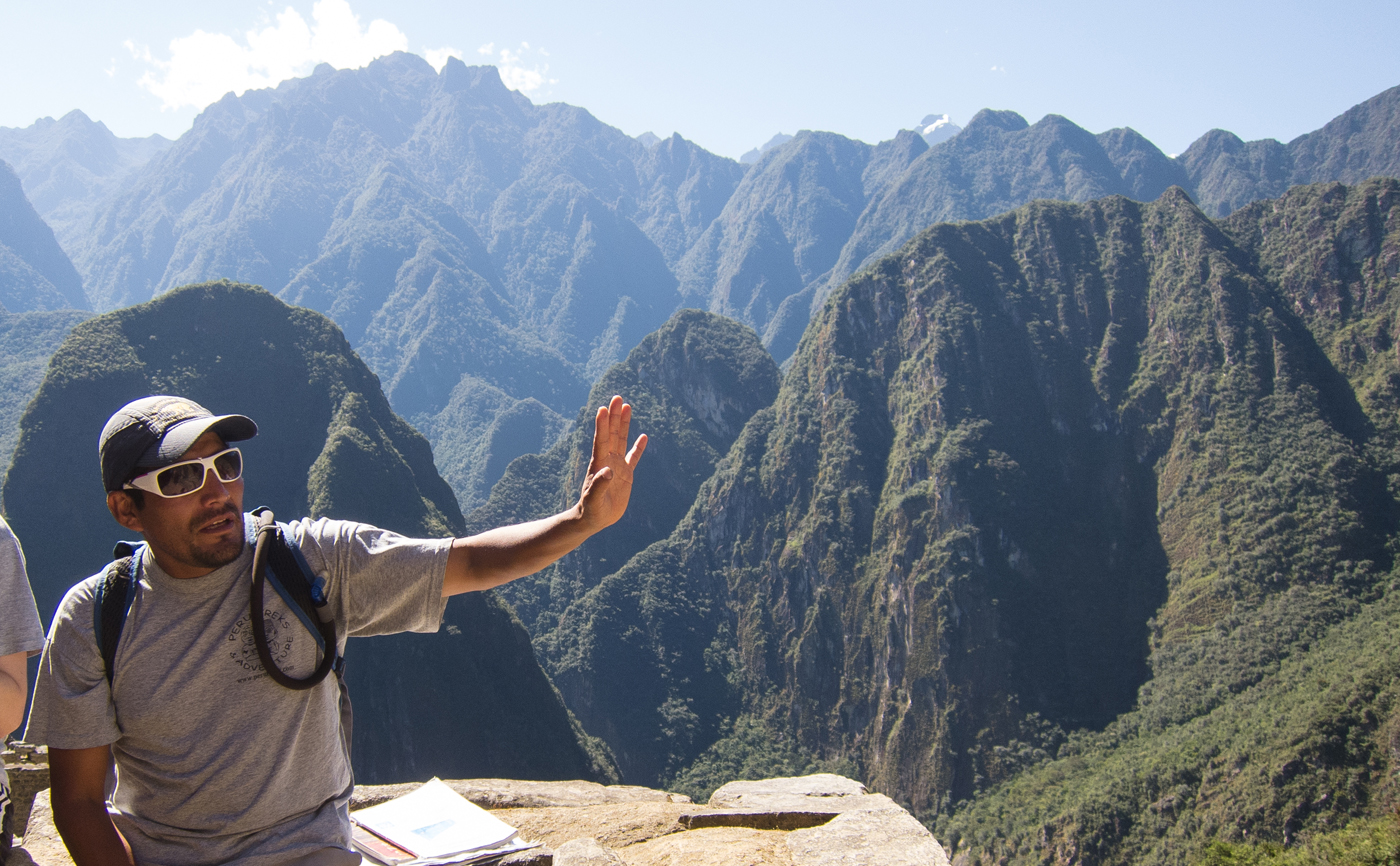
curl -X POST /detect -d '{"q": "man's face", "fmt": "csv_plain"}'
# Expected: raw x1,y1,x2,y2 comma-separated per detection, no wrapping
106,429,246,579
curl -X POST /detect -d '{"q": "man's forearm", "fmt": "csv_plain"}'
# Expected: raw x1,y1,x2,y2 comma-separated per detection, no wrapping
445,506,591,595
53,797,136,866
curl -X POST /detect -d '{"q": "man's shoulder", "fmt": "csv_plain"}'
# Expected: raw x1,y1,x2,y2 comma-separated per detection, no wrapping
59,571,106,612
43,571,107,651
282,515,373,545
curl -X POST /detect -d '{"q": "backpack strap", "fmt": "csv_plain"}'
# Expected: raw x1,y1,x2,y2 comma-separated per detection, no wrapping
249,507,341,690
93,541,143,686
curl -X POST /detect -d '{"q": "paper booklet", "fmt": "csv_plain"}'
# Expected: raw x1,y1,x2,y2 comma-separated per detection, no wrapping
350,778,541,865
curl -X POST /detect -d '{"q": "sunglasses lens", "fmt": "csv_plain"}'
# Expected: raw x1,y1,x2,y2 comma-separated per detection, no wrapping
213,450,242,482
156,462,207,497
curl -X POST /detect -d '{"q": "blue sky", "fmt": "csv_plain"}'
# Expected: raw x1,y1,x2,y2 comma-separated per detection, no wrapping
2,0,1397,160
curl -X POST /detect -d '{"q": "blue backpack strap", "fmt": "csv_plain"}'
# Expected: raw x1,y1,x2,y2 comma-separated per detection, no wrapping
262,523,333,657
94,541,144,686
249,507,342,688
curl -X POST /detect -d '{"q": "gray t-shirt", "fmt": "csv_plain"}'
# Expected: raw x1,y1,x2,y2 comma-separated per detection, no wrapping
24,515,451,866
0,514,45,812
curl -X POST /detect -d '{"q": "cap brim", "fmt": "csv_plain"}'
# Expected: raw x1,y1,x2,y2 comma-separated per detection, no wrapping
140,414,258,469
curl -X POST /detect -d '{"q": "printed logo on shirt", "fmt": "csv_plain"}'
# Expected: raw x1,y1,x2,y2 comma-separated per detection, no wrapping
227,608,294,682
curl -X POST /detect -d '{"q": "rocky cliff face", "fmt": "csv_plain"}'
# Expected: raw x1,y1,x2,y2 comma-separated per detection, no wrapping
2,280,613,785
531,180,1400,864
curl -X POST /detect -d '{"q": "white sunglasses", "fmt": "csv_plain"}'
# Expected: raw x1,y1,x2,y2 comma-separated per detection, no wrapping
124,448,244,498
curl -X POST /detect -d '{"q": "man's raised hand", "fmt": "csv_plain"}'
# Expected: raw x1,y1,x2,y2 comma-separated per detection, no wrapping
577,395,647,531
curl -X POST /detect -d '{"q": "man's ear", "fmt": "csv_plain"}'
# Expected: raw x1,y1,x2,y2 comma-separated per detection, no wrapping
107,491,145,533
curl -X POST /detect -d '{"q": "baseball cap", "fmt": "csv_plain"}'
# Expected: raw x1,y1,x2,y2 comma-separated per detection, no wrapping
100,396,258,492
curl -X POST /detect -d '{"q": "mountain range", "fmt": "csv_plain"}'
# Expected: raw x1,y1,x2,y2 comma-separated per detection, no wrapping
2,59,1394,517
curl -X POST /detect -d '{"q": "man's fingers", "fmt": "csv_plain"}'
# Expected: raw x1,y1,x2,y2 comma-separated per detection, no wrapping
626,433,648,468
592,404,610,465
609,395,624,444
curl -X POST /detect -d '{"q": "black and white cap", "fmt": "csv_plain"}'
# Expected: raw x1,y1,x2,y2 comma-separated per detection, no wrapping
100,395,258,492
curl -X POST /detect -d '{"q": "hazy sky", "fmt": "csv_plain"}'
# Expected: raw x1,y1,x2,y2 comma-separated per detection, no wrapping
2,0,1397,160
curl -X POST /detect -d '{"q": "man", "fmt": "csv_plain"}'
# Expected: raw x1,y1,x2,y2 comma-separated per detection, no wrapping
24,394,646,866
0,514,45,863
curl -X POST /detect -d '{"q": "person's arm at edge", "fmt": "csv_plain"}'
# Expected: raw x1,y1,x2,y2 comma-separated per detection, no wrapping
0,651,26,737
50,745,135,866
443,395,647,596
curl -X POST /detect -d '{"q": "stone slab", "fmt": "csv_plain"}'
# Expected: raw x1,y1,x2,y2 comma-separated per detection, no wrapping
496,802,691,850
784,808,950,866
499,847,555,866
680,811,836,831
554,837,624,866
708,775,908,817
616,826,794,866
707,774,874,814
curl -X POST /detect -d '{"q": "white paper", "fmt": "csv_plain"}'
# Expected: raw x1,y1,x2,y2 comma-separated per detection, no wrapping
351,778,520,859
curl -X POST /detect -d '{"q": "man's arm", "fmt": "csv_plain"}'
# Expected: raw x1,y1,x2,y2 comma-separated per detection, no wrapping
443,395,647,596
0,651,26,737
50,746,135,866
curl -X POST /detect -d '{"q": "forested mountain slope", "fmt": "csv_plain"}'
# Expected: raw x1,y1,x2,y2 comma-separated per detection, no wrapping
0,111,169,252
0,160,86,312
465,308,780,636
941,178,1400,864
66,53,744,510
0,307,89,484
513,180,1400,865
1181,84,1400,217
2,280,614,786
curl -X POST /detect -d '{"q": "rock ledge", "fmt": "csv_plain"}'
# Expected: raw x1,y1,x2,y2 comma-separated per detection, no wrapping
16,773,949,866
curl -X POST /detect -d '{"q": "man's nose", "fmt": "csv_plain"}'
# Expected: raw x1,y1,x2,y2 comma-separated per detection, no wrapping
199,466,233,499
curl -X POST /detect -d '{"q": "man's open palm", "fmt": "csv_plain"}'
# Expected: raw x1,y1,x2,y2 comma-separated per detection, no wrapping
578,395,647,530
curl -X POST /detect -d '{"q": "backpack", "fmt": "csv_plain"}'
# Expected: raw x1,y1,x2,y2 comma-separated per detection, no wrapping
94,507,343,690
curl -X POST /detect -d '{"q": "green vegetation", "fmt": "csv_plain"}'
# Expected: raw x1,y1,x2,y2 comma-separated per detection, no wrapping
666,713,858,804
905,178,1400,863
0,307,88,491
0,159,87,312
1202,814,1400,866
466,308,781,635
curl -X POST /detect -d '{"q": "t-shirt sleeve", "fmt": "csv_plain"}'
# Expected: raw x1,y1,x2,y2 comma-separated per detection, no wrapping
0,516,45,658
286,518,451,639
23,578,122,749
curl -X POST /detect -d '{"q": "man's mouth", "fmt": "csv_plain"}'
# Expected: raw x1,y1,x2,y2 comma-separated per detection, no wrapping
197,508,240,534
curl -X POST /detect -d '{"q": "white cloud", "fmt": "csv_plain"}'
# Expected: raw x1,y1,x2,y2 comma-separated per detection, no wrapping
476,41,556,93
990,65,1007,73
423,47,462,71
131,0,408,111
